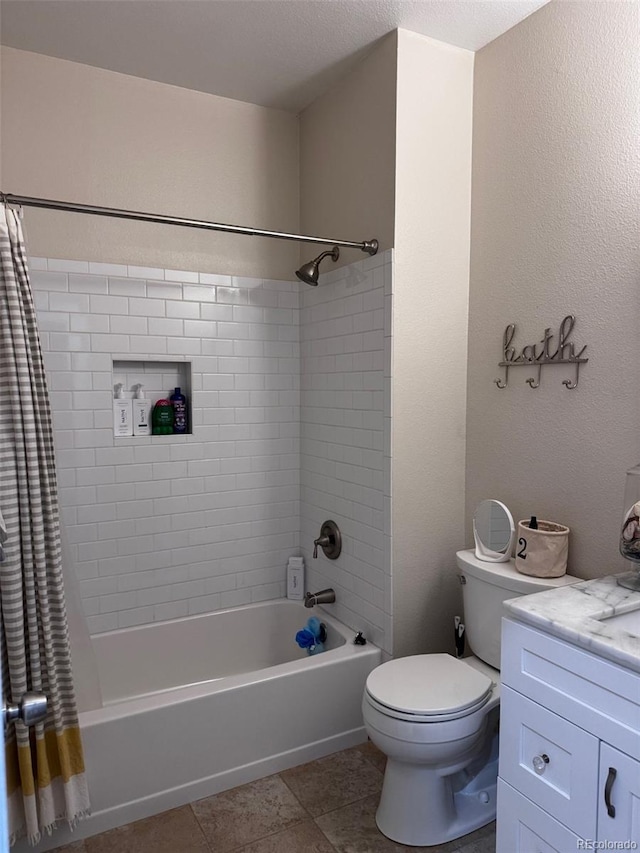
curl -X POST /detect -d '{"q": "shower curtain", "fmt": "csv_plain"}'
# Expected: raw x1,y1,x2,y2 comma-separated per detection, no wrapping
0,204,90,845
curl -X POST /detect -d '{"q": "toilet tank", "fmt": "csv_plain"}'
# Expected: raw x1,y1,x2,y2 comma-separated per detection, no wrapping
456,549,577,669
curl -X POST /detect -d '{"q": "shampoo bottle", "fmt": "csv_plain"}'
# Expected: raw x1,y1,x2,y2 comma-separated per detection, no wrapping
170,387,187,434
132,383,152,436
113,383,133,437
152,398,173,435
287,556,305,601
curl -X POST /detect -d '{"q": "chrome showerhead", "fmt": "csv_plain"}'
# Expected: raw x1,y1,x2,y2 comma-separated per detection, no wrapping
295,246,340,286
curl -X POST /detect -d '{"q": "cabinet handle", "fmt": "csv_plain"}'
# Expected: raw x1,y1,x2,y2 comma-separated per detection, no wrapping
604,767,617,818
532,753,550,775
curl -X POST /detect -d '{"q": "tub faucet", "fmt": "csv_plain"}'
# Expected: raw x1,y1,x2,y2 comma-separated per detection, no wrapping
304,588,336,608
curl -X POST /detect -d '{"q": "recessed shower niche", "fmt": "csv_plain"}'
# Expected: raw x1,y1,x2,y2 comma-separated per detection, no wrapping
112,358,192,436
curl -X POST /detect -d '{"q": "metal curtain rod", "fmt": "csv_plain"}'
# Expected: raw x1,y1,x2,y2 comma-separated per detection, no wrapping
0,193,379,256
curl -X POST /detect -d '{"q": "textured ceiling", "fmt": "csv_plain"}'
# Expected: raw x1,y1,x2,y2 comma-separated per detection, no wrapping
0,0,549,112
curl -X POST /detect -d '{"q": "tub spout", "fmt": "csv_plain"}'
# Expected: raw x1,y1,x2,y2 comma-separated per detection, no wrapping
304,588,336,608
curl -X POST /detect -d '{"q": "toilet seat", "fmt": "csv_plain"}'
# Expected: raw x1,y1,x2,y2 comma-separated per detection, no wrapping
364,687,493,723
365,654,494,723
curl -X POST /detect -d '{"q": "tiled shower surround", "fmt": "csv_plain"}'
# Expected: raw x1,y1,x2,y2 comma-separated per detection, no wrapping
31,251,392,651
300,257,392,651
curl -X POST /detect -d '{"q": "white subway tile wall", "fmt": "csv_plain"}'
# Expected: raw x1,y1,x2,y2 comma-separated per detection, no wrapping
300,252,393,654
31,252,393,651
32,260,301,634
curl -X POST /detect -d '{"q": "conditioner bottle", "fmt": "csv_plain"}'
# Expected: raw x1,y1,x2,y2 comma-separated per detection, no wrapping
132,383,152,436
113,383,133,437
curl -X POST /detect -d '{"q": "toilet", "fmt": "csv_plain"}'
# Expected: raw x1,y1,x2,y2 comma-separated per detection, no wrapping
362,549,578,847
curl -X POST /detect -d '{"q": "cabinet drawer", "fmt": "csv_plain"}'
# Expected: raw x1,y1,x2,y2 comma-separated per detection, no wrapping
501,619,640,759
497,779,584,853
499,685,598,837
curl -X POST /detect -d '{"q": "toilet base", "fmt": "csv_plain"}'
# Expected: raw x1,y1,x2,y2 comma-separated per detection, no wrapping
375,751,498,847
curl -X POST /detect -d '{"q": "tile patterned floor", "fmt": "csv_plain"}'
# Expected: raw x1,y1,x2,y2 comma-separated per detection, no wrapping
52,743,496,853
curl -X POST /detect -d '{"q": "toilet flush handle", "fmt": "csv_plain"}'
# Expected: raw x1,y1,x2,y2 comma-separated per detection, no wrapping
454,616,465,658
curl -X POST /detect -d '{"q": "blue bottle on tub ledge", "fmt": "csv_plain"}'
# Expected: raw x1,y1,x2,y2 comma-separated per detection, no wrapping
170,387,187,434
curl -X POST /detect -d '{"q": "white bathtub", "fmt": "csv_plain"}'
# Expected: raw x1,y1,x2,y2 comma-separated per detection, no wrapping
25,599,381,851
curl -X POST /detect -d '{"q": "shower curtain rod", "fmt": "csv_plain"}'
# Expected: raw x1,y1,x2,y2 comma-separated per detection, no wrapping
0,193,379,256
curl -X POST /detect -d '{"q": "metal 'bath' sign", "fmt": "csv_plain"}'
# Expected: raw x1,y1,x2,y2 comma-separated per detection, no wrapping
494,315,588,390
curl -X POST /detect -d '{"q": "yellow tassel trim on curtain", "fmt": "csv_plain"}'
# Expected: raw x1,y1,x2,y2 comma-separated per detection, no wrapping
6,727,86,797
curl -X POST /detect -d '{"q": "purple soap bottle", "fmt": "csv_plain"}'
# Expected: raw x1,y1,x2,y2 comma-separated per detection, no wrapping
170,387,187,434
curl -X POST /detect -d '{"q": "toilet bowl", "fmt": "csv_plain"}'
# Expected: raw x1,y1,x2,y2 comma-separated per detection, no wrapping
363,653,500,847
363,549,578,847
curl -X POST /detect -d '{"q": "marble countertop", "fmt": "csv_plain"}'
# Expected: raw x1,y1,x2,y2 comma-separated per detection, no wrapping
504,573,640,672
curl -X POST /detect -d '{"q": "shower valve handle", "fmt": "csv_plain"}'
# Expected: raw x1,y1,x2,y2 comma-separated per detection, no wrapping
312,520,342,560
313,535,331,559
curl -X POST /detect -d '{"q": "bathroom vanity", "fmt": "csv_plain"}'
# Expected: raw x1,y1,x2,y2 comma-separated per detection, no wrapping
496,576,640,851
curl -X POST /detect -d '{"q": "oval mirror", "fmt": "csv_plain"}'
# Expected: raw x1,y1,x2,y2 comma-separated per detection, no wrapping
473,499,515,563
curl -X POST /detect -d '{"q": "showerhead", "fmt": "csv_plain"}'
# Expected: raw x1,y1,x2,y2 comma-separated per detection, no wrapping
295,246,340,286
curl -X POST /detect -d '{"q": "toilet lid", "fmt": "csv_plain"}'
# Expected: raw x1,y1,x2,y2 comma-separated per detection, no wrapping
365,654,493,717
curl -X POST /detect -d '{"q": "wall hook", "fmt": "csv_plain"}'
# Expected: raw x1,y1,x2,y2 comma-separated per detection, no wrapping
526,364,542,389
494,365,509,389
562,361,582,389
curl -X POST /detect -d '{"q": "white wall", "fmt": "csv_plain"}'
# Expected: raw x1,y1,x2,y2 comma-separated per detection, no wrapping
300,33,397,266
392,30,474,657
32,256,300,632
300,29,474,658
1,47,300,280
300,250,392,653
467,1,640,578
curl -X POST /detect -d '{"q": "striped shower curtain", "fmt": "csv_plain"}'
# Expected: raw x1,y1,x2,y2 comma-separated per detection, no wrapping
0,204,90,845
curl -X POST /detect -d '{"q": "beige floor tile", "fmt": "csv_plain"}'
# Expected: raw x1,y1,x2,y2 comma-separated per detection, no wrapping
238,819,337,852
315,794,462,853
191,774,308,852
53,746,494,853
84,806,209,853
454,821,496,853
355,740,387,773
281,746,383,817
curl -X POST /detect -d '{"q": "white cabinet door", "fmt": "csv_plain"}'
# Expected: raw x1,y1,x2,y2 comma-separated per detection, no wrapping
598,743,640,844
497,779,584,853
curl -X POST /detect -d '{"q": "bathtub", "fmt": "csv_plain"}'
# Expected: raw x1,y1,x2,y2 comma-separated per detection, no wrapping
24,599,381,851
